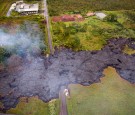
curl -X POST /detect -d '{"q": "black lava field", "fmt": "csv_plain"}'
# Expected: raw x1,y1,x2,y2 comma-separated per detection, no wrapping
1,38,135,111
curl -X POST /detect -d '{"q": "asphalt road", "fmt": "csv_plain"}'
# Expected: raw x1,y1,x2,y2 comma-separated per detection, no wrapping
43,0,54,54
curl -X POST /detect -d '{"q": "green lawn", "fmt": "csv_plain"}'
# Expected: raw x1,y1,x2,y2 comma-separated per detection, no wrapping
67,67,135,115
52,10,135,51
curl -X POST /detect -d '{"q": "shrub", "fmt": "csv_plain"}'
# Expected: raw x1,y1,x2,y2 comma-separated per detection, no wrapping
105,14,118,22
66,36,80,49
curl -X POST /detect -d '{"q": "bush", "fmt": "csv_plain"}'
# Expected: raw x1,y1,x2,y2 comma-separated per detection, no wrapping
66,36,80,49
105,14,118,22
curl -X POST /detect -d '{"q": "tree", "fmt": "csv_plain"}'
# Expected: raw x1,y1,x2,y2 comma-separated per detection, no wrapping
105,14,117,22
0,47,7,62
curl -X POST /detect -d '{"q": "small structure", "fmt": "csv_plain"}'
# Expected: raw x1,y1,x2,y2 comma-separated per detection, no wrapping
52,14,83,22
86,12,95,17
52,16,62,22
74,14,83,19
64,89,69,97
9,0,39,15
61,15,75,22
73,14,83,21
15,2,39,14
95,12,106,19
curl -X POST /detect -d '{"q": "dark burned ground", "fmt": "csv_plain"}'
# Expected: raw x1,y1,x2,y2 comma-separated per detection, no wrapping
0,38,135,111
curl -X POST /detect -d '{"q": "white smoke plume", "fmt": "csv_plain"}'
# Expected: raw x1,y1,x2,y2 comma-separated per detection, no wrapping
0,22,45,57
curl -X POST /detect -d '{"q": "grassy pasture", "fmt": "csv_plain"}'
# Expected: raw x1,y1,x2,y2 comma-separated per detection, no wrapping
67,67,135,115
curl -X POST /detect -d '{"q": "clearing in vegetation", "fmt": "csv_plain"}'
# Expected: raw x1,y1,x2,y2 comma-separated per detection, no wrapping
67,67,135,115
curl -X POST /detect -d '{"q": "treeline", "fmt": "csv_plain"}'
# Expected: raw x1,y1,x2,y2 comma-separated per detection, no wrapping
48,0,135,16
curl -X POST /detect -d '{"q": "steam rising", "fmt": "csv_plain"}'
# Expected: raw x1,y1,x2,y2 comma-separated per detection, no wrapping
0,22,45,56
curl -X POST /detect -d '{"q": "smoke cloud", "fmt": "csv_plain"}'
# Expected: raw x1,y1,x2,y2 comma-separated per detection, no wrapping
0,22,45,57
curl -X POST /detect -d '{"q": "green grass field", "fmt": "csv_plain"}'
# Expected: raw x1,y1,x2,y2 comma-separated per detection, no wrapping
52,10,135,51
67,67,135,115
6,97,60,115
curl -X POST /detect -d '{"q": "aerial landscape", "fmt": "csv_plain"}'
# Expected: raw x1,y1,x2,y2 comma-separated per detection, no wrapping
0,0,135,115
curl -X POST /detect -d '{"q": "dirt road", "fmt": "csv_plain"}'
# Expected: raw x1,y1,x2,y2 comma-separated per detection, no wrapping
43,0,54,54
59,87,68,115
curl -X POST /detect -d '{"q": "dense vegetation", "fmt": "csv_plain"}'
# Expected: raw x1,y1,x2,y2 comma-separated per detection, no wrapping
67,67,135,115
48,0,135,16
0,0,17,16
52,11,135,51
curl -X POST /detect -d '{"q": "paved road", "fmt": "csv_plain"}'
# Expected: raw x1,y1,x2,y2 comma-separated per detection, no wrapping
43,0,54,54
59,87,68,115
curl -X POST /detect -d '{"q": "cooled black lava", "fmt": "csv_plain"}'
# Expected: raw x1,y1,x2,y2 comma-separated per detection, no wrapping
1,38,135,111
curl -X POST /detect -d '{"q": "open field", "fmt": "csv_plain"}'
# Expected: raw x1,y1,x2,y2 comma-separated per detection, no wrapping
52,10,135,51
48,0,135,16
67,67,135,115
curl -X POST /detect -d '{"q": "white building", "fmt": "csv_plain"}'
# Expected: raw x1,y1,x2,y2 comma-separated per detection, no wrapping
9,0,39,15
95,12,107,19
15,3,39,14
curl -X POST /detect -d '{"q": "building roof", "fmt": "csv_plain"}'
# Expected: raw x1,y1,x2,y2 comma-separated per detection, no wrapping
52,16,62,22
74,14,83,19
15,3,39,12
86,12,95,16
95,12,106,19
61,15,75,22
